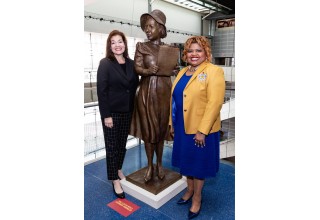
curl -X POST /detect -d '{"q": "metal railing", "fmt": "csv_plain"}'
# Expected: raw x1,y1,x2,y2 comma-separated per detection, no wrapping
84,102,142,162
84,103,104,157
84,100,235,162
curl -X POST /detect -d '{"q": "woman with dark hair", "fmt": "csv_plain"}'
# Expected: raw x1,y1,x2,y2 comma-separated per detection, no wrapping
170,36,225,219
130,9,177,182
97,30,139,199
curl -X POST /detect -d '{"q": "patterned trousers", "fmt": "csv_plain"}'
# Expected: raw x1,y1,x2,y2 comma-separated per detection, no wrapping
102,112,132,180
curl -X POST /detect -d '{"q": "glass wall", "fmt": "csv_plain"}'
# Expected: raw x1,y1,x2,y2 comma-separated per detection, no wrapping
84,31,144,83
84,31,145,162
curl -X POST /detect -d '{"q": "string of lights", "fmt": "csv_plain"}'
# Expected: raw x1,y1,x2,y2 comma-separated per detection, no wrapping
84,15,194,36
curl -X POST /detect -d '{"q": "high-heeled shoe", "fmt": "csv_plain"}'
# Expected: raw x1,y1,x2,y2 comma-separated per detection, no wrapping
177,194,193,205
188,201,202,219
156,165,165,180
188,208,201,219
112,182,125,199
144,165,153,182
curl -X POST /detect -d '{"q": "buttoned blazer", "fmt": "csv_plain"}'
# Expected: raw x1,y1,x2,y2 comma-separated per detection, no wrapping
97,57,139,119
169,61,225,135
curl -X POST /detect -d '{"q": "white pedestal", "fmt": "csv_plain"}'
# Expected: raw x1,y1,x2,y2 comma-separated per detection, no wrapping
120,176,187,209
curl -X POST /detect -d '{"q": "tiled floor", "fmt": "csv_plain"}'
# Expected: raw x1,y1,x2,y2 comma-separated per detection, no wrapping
84,144,235,220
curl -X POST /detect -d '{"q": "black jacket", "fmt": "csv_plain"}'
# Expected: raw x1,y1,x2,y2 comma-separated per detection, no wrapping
97,57,139,119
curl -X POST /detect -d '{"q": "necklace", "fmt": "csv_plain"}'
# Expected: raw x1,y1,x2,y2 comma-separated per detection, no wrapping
188,66,198,72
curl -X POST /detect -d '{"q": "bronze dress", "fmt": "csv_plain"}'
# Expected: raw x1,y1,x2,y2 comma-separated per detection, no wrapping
130,42,172,143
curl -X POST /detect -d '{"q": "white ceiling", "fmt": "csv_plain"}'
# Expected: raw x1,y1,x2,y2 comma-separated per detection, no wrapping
84,0,214,15
84,0,234,18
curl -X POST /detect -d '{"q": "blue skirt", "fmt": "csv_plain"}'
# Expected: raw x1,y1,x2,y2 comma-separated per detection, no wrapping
171,73,220,179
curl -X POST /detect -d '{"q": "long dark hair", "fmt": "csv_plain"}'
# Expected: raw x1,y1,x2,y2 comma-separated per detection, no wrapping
106,30,129,60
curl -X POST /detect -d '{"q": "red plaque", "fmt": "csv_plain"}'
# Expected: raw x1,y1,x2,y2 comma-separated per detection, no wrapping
107,198,140,217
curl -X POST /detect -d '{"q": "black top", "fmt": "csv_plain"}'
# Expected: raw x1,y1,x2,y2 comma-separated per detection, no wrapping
120,63,126,74
96,58,139,118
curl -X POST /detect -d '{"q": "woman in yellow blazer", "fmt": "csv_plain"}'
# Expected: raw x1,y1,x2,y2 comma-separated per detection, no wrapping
169,36,225,219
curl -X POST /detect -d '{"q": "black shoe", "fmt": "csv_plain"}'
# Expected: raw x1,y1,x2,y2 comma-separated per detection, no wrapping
177,195,193,205
112,182,125,199
188,208,201,219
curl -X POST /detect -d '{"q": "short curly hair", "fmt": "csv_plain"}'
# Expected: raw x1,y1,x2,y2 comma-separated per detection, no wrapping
182,36,212,63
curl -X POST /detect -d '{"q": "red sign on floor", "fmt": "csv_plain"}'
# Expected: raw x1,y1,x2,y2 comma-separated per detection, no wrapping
107,198,140,217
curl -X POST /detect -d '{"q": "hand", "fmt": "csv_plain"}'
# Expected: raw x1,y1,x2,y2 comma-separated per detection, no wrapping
146,65,159,75
172,64,180,76
193,131,206,147
104,117,113,128
170,126,175,138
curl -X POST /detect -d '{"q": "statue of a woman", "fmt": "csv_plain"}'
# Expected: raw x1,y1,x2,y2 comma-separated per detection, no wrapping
130,9,177,182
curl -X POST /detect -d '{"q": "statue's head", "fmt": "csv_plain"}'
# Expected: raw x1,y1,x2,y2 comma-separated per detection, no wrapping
140,9,167,39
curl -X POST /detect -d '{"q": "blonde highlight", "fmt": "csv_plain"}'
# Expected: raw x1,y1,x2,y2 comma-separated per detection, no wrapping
182,36,212,63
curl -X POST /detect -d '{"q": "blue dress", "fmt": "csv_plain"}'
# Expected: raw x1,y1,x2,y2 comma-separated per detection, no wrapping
171,73,220,179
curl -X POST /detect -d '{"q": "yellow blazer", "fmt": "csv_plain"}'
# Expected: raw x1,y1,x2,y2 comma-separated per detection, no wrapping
169,61,225,135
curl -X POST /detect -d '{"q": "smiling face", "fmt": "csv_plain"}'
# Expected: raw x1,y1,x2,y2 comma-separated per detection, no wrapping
144,17,161,41
186,43,207,67
110,35,125,56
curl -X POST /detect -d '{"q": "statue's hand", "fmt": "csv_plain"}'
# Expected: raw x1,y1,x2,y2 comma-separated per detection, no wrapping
147,65,159,75
172,64,180,76
145,65,159,75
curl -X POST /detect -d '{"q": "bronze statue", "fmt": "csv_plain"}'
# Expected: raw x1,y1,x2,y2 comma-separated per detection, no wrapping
130,9,178,182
